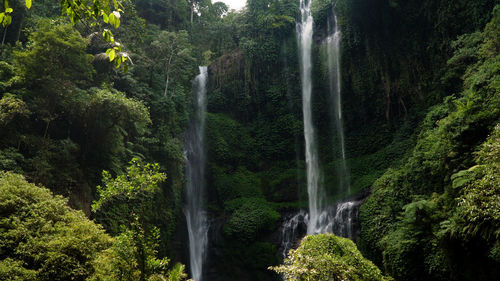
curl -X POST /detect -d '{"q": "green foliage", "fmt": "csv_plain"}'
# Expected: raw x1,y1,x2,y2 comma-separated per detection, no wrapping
213,165,262,203
90,221,187,281
261,161,304,203
14,21,93,86
490,242,500,262
0,258,37,281
1,0,131,70
0,0,497,280
335,0,496,129
92,158,166,212
0,147,24,172
359,6,500,280
380,195,449,280
86,87,151,133
224,197,280,242
270,234,391,281
133,0,190,30
218,240,279,281
91,158,169,237
90,159,185,281
343,129,414,197
444,124,500,241
148,29,195,96
0,17,152,199
244,242,279,270
0,171,112,280
206,113,257,167
0,94,29,126
81,88,152,173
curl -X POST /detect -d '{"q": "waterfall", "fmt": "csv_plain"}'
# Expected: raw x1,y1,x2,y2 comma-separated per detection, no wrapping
280,210,309,258
185,66,209,281
281,2,358,260
327,9,350,194
297,0,323,235
279,201,362,259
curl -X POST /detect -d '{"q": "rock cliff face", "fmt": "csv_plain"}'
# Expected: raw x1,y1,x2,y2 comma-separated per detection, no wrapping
209,49,244,91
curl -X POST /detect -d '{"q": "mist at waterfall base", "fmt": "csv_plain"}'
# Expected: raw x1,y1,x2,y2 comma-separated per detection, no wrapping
185,66,209,281
282,0,356,259
280,200,363,258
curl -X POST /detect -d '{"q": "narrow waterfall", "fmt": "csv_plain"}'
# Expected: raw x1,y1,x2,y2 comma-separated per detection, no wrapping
297,0,323,235
185,66,209,281
327,9,350,193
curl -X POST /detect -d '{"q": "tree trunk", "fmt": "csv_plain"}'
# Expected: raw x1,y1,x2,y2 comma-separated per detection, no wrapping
43,120,51,139
383,74,391,121
399,96,408,117
164,52,174,97
190,3,194,25
2,26,8,46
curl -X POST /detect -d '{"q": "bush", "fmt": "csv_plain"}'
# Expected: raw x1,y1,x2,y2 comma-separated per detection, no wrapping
270,234,391,281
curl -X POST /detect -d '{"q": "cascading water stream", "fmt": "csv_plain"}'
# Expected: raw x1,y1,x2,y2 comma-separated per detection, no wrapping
279,200,362,259
297,0,323,235
185,66,209,281
327,9,350,193
281,2,358,260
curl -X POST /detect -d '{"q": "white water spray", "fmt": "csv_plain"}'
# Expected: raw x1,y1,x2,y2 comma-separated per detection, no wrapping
185,66,209,281
279,201,362,259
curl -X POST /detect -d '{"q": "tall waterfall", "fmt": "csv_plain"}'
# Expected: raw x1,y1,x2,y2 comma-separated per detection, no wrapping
185,66,209,281
280,3,358,263
297,0,323,235
327,9,350,193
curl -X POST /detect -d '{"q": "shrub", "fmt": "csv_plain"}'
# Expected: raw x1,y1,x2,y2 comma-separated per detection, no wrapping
270,234,392,281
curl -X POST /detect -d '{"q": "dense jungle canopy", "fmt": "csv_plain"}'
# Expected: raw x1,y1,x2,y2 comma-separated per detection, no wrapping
0,0,498,280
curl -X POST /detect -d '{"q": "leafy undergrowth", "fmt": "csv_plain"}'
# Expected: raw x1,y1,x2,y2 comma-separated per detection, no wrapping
359,6,500,280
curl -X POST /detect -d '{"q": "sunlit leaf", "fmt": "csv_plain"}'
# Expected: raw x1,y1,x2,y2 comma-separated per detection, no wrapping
4,14,11,25
108,13,115,26
108,49,116,61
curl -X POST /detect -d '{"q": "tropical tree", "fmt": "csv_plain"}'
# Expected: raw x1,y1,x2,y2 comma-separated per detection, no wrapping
148,30,195,97
91,158,187,281
1,0,130,69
